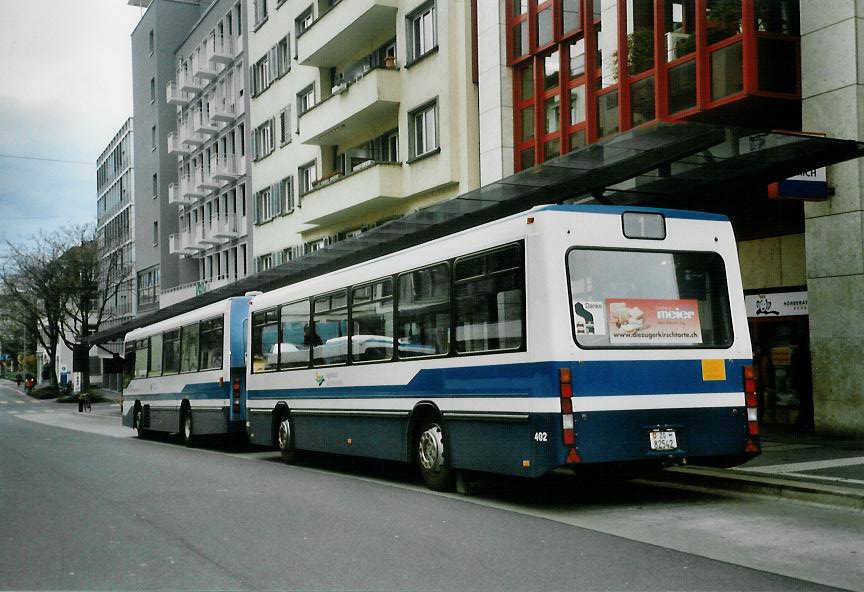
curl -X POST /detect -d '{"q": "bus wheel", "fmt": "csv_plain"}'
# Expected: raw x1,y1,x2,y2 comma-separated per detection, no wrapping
181,409,196,447
133,407,146,439
416,419,455,492
276,414,296,464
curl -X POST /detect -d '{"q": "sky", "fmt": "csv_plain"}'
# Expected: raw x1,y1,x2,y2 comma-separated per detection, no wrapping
0,0,145,248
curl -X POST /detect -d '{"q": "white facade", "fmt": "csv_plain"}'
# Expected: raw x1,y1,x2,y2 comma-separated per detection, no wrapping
248,0,483,269
164,0,252,306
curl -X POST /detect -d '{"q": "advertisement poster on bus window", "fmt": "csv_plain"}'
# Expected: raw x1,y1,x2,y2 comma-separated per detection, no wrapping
606,298,702,345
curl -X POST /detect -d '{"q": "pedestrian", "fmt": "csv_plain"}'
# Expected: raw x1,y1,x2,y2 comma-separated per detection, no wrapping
15,372,22,388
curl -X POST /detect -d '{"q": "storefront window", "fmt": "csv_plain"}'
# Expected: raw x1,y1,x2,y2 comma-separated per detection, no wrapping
627,1,654,76
668,59,696,113
569,38,585,78
706,0,741,45
596,90,619,138
631,75,655,125
562,0,580,34
544,50,560,90
537,4,554,47
570,85,586,124
664,0,695,61
711,41,743,100
521,106,535,140
596,0,618,88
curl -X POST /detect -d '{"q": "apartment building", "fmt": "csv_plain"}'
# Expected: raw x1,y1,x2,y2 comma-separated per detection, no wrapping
131,0,203,313
96,118,137,328
164,0,252,307
247,0,481,270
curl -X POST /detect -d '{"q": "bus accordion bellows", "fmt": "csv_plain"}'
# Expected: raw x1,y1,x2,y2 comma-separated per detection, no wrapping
122,205,760,490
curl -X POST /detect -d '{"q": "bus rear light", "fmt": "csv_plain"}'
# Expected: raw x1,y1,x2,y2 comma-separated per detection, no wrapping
563,428,575,445
559,368,571,384
562,414,574,430
743,365,756,396
566,448,581,464
745,438,759,455
748,420,760,436
560,383,572,398
743,365,759,436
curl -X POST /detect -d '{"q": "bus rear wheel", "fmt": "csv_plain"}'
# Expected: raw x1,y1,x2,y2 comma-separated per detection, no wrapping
276,414,296,464
181,409,196,447
416,419,455,492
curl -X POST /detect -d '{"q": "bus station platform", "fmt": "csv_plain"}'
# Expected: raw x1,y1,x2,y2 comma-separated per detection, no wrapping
647,426,864,512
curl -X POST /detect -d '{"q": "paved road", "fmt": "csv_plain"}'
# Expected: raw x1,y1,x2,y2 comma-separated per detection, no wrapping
1,384,862,591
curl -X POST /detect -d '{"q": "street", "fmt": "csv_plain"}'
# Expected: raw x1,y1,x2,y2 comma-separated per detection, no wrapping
1,383,862,591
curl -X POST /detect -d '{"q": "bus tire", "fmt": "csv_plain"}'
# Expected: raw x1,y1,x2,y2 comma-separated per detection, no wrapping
181,408,196,448
133,407,146,439
276,412,296,464
415,418,455,492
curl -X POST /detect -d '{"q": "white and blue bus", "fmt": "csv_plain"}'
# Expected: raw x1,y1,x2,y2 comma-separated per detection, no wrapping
240,205,760,490
122,296,251,445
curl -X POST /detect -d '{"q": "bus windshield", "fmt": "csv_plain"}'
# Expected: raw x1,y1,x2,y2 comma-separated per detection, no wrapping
567,248,733,348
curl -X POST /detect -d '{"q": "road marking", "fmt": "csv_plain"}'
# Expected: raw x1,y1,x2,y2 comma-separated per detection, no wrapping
737,456,864,474
15,400,25,405
0,401,8,405
775,472,864,487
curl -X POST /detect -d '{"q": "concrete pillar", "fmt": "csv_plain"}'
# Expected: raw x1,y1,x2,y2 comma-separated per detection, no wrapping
800,0,864,436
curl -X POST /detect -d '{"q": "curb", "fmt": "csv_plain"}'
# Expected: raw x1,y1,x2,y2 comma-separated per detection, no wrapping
638,466,864,512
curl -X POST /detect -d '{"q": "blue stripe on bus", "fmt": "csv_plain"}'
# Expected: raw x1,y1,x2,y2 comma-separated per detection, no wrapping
536,204,730,222
246,359,749,401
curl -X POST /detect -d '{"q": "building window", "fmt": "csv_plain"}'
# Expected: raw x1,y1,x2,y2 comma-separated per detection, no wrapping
299,161,317,195
148,30,154,54
277,36,290,77
152,172,158,198
407,2,436,62
150,77,156,102
151,125,156,150
253,119,274,160
296,7,313,37
252,53,270,96
254,0,267,28
410,100,438,159
297,85,314,116
279,105,291,145
152,221,159,246
137,266,160,308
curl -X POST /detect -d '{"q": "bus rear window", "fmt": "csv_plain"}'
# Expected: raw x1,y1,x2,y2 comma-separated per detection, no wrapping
567,248,733,348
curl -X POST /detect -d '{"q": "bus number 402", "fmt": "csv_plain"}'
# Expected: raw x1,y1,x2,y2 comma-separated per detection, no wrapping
534,432,548,442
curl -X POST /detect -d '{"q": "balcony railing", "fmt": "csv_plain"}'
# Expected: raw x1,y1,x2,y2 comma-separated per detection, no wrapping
213,213,246,239
168,182,196,206
211,154,244,181
299,66,400,146
194,112,220,135
210,99,238,124
181,175,206,200
179,71,203,94
209,35,235,65
301,161,403,227
181,128,206,147
195,167,221,193
193,52,218,80
168,131,193,155
169,231,201,256
298,0,398,67
166,81,190,105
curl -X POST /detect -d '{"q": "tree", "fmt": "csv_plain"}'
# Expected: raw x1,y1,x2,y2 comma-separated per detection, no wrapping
0,233,72,390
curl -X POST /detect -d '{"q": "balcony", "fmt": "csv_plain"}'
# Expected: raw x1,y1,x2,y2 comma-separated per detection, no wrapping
168,231,201,256
195,168,221,193
166,81,190,105
301,161,403,227
160,274,235,308
209,36,235,65
168,131,193,155
194,113,220,135
181,175,206,201
168,182,196,206
200,221,224,245
179,71,203,94
213,213,246,239
211,154,244,181
209,99,238,124
299,67,400,146
181,129,206,148
193,55,218,81
298,0,398,67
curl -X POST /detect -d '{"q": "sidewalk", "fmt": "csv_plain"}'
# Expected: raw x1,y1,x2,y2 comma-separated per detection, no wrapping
648,425,864,511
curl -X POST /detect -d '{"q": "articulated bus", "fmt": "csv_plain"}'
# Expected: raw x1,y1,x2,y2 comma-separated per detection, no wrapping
122,205,760,490
121,297,250,445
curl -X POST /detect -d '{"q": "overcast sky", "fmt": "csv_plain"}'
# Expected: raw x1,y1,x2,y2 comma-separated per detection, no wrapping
0,0,144,248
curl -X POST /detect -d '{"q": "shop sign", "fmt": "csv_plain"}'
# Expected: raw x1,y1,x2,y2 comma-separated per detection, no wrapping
745,291,808,318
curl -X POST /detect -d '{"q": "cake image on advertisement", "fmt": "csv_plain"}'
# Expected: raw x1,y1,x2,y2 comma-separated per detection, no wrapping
606,299,702,344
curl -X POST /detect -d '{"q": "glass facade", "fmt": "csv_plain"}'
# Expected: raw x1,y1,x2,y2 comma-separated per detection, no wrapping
508,0,801,171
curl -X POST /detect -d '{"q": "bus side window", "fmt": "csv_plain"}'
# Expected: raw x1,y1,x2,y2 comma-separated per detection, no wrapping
162,329,181,375
351,279,394,363
148,334,163,377
134,339,149,378
251,309,278,373
313,291,348,366
124,344,136,388
280,300,310,369
454,245,524,354
397,263,450,358
180,323,200,372
199,317,224,370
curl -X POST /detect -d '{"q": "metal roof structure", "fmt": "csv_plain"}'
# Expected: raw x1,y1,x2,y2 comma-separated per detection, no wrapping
88,121,864,345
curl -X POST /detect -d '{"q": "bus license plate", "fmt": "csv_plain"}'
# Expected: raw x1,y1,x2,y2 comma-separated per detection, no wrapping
649,429,678,451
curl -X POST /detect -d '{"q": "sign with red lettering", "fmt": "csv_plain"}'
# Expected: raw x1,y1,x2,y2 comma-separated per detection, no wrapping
606,298,702,345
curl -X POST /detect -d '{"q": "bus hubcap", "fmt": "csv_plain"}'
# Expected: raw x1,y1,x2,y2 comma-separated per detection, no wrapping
419,425,444,472
278,419,291,450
